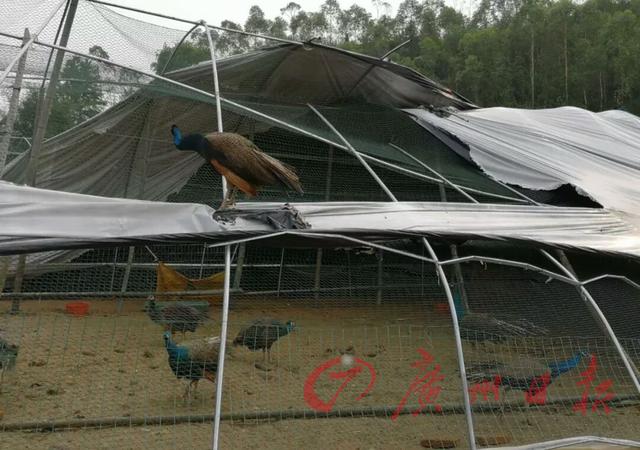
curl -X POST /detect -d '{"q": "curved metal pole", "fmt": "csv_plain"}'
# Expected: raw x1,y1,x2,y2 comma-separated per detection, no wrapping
308,104,398,201
305,108,477,449
380,39,411,60
388,143,479,204
159,23,201,75
541,250,640,393
581,274,640,291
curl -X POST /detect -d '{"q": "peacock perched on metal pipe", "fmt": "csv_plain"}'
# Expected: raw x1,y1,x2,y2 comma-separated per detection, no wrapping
170,126,303,209
466,351,590,392
163,331,232,401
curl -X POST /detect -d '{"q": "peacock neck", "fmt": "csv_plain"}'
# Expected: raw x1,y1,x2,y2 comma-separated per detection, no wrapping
148,300,161,321
548,352,586,377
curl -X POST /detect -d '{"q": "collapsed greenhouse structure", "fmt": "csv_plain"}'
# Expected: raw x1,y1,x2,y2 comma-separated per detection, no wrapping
1,0,640,449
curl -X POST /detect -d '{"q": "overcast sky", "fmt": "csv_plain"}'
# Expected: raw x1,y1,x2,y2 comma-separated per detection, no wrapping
112,0,404,28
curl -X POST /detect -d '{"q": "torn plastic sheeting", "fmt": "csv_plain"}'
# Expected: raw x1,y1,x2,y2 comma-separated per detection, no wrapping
1,182,639,258
407,106,640,226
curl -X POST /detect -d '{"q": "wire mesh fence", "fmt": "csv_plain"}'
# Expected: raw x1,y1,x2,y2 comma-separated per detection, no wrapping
1,242,640,449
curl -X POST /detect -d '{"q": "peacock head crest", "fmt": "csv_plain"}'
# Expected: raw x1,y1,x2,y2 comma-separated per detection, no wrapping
163,331,172,346
285,321,296,333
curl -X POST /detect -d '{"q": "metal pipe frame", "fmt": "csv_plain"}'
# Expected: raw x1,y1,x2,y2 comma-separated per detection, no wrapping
541,250,640,393
0,0,67,86
389,142,479,203
0,31,526,206
202,23,231,450
306,107,477,449
380,39,412,60
0,283,418,300
159,23,201,76
387,141,640,397
0,29,31,175
502,436,640,450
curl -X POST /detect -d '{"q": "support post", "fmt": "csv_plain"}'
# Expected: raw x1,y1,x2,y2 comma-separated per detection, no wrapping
203,22,231,450
25,0,79,186
314,146,333,301
376,249,383,305
10,256,26,314
232,244,246,290
0,257,10,294
117,246,135,313
309,108,477,449
276,249,285,299
437,183,470,314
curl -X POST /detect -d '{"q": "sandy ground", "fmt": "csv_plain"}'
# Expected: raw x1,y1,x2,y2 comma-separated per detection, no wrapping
0,298,638,449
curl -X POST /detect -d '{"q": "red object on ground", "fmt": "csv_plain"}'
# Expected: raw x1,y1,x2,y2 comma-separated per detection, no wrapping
65,301,89,317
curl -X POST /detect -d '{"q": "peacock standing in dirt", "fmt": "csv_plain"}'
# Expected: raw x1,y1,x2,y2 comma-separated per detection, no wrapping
466,350,590,392
146,296,206,337
459,312,550,346
171,125,303,209
163,331,231,401
233,318,296,362
0,332,18,390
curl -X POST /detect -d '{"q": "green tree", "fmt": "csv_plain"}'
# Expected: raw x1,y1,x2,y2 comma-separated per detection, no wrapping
151,31,209,75
14,45,110,142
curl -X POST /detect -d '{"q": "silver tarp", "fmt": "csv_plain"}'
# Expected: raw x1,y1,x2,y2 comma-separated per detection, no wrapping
408,107,640,227
2,181,639,258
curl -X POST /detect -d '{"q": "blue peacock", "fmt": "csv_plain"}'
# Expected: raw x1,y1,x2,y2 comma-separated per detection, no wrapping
466,351,590,392
453,292,550,346
163,331,229,401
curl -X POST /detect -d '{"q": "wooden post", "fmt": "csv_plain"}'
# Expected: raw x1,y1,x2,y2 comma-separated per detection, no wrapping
438,184,470,313
117,247,135,313
376,249,383,305
10,256,26,314
232,243,246,290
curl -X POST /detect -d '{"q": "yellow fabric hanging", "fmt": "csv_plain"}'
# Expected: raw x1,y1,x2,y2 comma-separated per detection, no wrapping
155,262,224,304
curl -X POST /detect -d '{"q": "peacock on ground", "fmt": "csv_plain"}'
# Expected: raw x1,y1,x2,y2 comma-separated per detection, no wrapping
170,126,303,209
146,296,207,337
466,350,590,392
0,332,18,389
451,291,549,346
163,331,231,401
459,312,550,345
233,318,296,362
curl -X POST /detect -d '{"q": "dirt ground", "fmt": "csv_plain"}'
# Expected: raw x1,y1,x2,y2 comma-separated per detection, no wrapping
0,298,638,449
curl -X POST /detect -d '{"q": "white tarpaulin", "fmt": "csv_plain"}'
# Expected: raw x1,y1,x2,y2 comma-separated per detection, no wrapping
407,107,640,226
1,182,639,258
